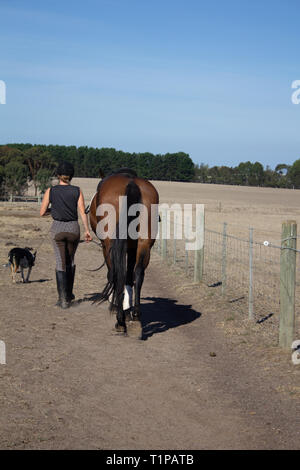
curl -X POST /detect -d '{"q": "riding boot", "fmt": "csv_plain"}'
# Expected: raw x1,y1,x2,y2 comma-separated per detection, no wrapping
66,264,76,302
55,270,70,309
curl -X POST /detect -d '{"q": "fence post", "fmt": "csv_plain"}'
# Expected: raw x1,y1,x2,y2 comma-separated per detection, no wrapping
161,208,168,260
194,205,205,282
221,222,227,294
279,220,297,350
248,227,254,320
173,212,177,264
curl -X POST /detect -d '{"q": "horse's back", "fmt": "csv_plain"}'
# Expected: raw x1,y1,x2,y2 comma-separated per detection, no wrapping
97,171,159,206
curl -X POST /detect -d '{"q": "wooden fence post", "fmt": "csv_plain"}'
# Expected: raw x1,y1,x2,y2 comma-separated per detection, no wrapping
279,220,297,350
173,212,177,264
221,222,227,295
194,205,205,282
248,227,254,320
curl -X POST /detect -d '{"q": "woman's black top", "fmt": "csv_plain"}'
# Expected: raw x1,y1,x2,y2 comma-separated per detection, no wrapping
50,185,80,221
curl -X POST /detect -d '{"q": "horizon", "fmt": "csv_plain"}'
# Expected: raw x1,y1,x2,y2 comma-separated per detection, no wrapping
0,0,300,168
2,142,295,171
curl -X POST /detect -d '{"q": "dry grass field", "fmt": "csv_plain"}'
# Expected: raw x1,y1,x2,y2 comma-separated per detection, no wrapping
72,178,300,242
27,177,300,243
71,178,300,326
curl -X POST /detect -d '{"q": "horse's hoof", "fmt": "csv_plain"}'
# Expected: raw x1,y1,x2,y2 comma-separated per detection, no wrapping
127,320,143,339
114,322,127,334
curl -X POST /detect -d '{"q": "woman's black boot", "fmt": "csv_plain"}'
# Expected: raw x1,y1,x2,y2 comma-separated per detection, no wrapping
66,265,76,302
55,270,70,309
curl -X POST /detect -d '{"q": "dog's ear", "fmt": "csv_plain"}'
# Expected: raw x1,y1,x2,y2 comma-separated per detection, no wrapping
33,251,37,259
25,247,33,251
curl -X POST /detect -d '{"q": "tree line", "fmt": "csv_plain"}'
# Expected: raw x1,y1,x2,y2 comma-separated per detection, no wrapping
0,144,195,197
0,143,299,197
194,160,300,188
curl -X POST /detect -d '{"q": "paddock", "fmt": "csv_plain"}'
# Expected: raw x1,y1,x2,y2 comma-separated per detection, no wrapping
0,180,299,449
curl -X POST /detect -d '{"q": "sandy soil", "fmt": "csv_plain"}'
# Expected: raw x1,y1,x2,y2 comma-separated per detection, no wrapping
0,203,299,450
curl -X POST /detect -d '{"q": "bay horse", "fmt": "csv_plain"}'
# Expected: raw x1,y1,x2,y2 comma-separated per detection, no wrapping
89,169,159,337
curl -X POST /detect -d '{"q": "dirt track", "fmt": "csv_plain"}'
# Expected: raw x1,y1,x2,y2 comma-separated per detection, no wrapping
0,205,300,449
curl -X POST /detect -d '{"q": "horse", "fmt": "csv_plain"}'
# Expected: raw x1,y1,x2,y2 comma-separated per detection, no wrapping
89,168,159,337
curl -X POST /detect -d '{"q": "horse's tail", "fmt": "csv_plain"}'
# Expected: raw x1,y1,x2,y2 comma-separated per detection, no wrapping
95,180,141,309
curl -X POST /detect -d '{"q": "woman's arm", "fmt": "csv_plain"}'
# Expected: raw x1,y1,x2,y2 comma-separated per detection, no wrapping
78,189,92,242
40,188,51,216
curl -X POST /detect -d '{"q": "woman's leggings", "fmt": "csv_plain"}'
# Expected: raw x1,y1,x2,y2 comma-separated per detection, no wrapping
50,220,80,271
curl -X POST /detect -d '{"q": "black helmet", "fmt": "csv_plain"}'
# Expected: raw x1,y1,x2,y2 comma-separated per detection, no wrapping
56,161,74,179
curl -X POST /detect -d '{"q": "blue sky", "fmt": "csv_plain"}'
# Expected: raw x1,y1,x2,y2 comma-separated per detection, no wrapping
0,0,299,168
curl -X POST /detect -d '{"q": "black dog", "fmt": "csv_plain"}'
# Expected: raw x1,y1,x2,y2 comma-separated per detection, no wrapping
8,247,36,283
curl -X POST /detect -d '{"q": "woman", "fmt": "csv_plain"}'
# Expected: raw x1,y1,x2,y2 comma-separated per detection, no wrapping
40,161,92,309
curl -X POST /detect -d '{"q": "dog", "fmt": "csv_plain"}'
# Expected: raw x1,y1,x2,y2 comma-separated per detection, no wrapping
8,247,36,283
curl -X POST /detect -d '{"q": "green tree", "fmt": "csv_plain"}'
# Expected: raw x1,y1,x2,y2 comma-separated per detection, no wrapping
36,168,53,194
275,163,290,176
194,163,209,183
288,159,300,189
4,161,28,197
24,146,56,195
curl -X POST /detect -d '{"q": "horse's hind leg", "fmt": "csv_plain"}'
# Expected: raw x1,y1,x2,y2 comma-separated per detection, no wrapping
133,262,144,321
115,306,127,334
133,244,150,320
124,245,136,321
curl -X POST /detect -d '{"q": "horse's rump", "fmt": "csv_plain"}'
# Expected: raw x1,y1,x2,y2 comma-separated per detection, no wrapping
89,169,159,335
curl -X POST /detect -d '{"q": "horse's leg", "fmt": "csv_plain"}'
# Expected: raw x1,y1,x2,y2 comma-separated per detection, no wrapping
114,277,127,332
123,245,136,321
133,242,150,321
101,239,115,310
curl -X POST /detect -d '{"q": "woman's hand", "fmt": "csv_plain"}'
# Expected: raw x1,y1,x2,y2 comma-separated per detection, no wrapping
84,230,93,243
44,208,51,216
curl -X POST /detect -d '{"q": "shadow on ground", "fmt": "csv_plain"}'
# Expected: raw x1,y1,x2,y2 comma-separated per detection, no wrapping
71,294,201,341
141,296,201,340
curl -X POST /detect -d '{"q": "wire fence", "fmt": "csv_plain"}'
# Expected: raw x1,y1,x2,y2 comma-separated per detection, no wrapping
155,210,300,346
1,196,299,347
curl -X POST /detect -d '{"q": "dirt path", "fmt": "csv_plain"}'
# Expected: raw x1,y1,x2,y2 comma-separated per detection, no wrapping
0,208,299,449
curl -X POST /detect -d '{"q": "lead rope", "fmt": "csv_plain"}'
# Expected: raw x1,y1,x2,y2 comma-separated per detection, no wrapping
78,239,105,271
